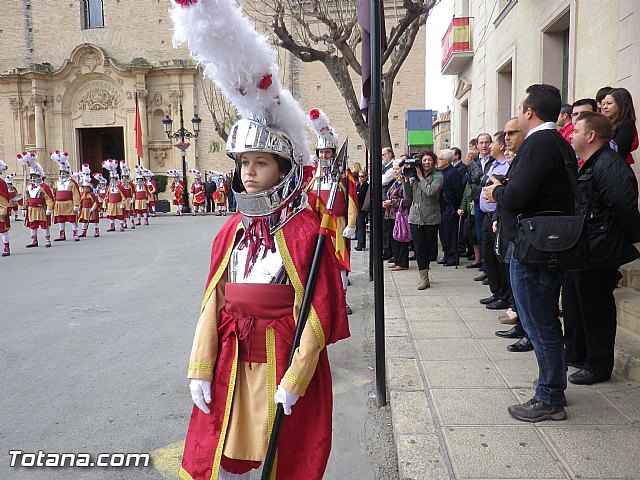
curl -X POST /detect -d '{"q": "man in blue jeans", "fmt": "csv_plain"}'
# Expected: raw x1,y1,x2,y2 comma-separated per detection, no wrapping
484,84,576,422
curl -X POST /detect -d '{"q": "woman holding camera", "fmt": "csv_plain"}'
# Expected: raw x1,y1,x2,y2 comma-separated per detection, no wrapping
403,150,443,289
383,160,411,270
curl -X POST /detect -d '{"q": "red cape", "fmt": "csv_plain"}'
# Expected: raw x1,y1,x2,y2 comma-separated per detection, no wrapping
0,178,10,201
180,209,350,480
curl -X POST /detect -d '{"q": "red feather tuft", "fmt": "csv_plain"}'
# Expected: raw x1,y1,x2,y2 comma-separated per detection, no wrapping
258,73,273,90
309,109,320,120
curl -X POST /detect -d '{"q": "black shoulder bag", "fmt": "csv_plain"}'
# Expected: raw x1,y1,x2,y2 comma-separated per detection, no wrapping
513,137,589,270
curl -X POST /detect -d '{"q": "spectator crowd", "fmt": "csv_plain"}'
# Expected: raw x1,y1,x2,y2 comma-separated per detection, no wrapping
355,84,640,423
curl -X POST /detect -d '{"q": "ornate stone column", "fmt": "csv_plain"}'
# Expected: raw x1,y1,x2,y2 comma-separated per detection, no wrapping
32,94,47,169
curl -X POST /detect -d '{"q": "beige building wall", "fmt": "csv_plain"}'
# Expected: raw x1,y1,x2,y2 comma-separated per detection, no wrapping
0,1,426,191
448,0,638,177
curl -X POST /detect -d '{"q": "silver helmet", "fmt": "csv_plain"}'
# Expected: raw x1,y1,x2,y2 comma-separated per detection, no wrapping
227,117,306,234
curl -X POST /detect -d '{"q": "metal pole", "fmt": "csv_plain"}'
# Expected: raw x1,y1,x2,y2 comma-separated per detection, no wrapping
370,0,386,408
179,102,191,213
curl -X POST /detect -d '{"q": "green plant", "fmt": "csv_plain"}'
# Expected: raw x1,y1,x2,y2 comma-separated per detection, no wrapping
154,174,168,194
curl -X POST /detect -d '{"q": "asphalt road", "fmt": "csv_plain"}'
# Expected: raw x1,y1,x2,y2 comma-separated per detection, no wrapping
0,213,398,479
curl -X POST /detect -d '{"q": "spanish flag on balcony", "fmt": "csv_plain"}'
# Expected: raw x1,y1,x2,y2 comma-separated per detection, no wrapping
441,17,470,69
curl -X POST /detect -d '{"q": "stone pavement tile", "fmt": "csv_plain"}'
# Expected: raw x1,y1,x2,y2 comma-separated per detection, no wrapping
414,338,486,361
386,336,416,359
421,360,505,388
404,306,463,322
387,357,425,392
397,295,455,308
443,294,493,308
431,388,522,426
443,426,568,479
511,388,629,425
395,287,449,297
390,390,435,435
589,376,640,394
541,427,640,479
396,434,450,480
465,319,509,339
386,316,409,337
476,338,536,361
493,358,542,389
410,321,473,339
385,303,405,318
601,386,640,423
456,307,503,322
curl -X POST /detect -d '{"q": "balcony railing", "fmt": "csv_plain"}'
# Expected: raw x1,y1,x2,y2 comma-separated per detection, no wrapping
441,17,473,75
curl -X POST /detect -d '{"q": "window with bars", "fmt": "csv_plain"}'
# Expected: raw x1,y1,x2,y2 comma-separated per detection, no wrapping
82,0,104,29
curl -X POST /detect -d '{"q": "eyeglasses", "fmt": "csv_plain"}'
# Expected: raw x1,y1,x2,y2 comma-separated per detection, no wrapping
358,175,366,178
504,130,520,136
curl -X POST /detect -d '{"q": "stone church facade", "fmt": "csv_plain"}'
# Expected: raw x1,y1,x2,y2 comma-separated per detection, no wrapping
0,1,426,196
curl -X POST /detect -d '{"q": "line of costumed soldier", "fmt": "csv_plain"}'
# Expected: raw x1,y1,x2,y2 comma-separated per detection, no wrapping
170,0,354,479
167,168,229,217
0,153,157,256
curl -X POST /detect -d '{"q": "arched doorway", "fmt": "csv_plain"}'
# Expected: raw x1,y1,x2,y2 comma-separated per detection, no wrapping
77,126,125,178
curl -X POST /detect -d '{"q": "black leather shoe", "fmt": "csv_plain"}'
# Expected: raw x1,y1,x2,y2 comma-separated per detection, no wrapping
355,246,364,251
495,324,525,338
466,262,482,269
507,337,533,352
443,261,457,267
568,369,610,385
480,295,498,305
486,299,510,310
474,273,488,282
508,397,567,422
482,279,490,285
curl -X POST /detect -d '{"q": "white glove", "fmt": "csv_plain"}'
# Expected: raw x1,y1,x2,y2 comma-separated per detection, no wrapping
274,385,299,416
120,204,125,209
45,210,52,216
73,205,80,212
189,379,212,414
90,207,96,213
342,225,356,239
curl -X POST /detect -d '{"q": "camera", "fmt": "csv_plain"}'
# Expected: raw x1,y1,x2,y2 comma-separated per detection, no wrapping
399,156,421,178
490,174,507,185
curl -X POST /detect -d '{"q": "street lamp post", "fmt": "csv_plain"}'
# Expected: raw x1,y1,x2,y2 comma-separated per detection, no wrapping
162,102,202,214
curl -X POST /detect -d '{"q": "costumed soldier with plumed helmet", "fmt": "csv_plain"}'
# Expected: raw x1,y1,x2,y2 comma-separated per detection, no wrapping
306,108,359,315
170,1,350,479
5,173,21,222
133,165,150,225
119,161,136,229
190,169,206,216
51,150,82,242
19,152,54,248
93,173,107,217
168,169,185,216
143,168,158,216
102,159,127,232
77,164,100,238
0,160,20,256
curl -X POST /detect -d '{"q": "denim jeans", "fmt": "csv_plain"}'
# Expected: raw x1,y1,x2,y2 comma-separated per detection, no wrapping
510,257,566,404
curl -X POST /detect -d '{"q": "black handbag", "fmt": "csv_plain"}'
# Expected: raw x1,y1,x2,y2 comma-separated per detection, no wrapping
513,136,588,270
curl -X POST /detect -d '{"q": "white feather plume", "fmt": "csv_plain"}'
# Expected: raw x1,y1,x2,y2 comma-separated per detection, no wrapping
170,0,310,165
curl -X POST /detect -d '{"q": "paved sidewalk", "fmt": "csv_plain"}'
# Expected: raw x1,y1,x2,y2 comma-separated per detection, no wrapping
382,257,640,480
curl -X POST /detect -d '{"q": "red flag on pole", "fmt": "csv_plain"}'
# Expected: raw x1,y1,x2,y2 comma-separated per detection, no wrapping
134,92,143,162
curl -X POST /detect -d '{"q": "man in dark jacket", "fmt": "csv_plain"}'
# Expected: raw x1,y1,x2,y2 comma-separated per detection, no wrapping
355,170,369,250
467,133,494,269
484,84,576,423
562,112,640,385
437,149,463,266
